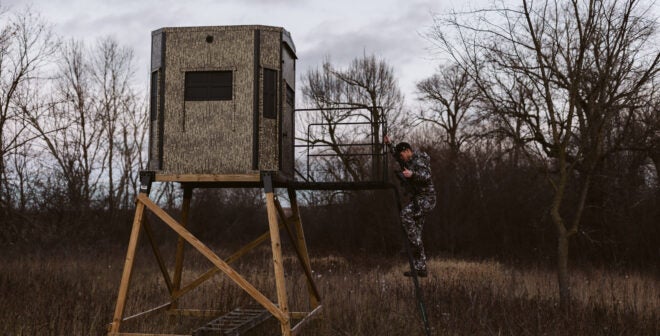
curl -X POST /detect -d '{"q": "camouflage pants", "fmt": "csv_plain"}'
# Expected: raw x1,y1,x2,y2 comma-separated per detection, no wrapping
401,194,436,271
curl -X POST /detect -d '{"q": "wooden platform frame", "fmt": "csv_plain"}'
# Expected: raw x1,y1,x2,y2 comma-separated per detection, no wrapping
107,173,322,336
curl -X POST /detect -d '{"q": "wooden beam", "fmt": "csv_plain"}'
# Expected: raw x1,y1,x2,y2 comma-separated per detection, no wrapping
109,200,146,333
225,229,274,265
136,194,287,322
155,174,261,182
172,227,275,301
171,267,216,301
142,218,174,294
273,198,321,302
288,188,321,307
171,186,192,308
265,191,292,336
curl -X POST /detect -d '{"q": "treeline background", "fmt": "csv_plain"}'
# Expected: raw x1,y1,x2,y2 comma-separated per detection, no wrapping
1,1,658,276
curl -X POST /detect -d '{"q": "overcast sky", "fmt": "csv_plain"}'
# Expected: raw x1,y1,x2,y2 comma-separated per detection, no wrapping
4,0,510,104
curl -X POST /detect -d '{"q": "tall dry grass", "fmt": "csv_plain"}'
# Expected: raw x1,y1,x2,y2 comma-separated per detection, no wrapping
0,246,657,335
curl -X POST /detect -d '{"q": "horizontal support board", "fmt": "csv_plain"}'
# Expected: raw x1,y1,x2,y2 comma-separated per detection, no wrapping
155,174,261,182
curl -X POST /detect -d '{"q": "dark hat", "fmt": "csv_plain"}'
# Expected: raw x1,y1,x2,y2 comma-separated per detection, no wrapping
394,142,412,153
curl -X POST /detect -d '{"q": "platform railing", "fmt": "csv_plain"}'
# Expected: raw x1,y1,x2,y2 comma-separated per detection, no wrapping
294,106,390,185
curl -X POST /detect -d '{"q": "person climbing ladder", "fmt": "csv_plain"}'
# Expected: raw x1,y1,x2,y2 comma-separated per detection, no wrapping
384,135,437,277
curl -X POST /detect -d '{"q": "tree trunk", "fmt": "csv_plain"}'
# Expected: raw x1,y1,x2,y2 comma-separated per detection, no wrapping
0,130,6,212
556,229,571,310
550,163,572,310
108,122,115,214
552,170,591,311
0,154,6,214
651,152,660,192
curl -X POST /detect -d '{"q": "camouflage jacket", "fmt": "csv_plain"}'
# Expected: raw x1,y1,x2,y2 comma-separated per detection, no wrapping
401,151,436,197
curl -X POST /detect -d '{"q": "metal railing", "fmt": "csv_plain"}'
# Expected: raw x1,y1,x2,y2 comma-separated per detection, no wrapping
294,106,390,185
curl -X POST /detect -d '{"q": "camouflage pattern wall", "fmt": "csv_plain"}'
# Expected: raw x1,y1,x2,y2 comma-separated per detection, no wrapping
148,25,295,176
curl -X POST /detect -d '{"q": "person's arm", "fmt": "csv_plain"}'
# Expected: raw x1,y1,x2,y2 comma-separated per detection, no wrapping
383,135,401,163
383,135,394,153
410,153,432,183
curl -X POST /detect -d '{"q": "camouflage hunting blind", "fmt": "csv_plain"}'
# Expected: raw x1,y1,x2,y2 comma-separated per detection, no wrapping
148,25,296,179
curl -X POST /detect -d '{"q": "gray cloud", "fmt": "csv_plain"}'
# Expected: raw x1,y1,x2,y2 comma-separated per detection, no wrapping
5,0,456,100
295,1,442,100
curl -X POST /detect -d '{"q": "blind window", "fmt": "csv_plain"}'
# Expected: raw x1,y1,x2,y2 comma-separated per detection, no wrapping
263,69,277,119
184,71,232,101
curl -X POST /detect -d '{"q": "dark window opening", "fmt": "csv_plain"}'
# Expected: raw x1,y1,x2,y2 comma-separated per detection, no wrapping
185,71,232,101
286,84,294,107
150,71,159,121
263,68,277,119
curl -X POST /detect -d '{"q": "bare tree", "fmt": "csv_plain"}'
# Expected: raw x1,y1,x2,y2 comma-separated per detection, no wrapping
6,123,40,212
301,62,360,182
115,96,147,209
56,39,104,207
23,39,110,209
431,0,659,307
0,8,56,212
300,54,406,183
635,84,660,190
91,37,136,212
25,36,143,212
416,63,477,156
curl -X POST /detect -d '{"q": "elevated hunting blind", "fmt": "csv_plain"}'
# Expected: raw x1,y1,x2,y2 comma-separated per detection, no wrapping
108,24,430,336
148,25,296,179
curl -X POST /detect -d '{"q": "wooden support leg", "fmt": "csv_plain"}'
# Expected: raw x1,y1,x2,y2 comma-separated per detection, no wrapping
143,217,174,293
273,196,321,308
137,193,287,322
264,175,291,336
109,199,146,333
288,188,320,308
172,186,193,308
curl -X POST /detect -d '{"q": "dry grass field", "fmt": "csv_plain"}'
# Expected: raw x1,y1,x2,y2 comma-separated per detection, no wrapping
0,245,657,336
